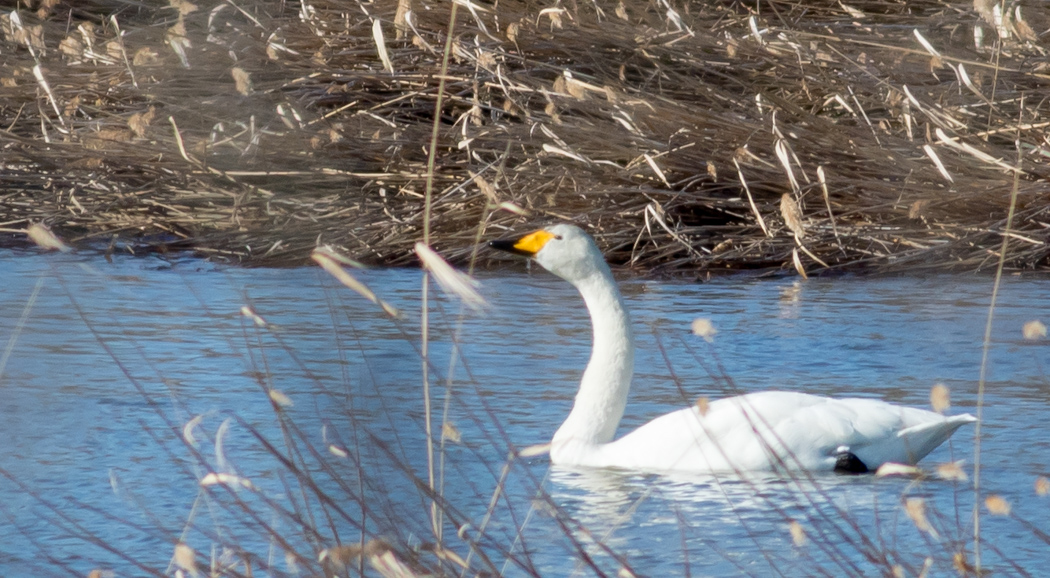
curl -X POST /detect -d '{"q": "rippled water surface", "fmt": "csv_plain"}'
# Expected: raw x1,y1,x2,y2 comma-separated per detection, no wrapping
1,250,1048,576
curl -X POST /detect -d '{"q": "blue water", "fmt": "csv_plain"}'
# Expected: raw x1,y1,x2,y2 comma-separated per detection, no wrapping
0,249,1047,576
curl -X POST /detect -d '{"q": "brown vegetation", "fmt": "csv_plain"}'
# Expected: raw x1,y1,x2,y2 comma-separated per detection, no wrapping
1,0,1049,274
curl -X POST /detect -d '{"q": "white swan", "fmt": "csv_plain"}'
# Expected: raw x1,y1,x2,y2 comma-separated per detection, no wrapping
491,224,976,473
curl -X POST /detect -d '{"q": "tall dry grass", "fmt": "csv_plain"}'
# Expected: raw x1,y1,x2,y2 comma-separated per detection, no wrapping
0,0,1048,273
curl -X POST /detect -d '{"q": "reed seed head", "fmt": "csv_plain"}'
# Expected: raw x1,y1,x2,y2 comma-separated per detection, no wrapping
173,543,198,577
442,422,461,444
929,383,950,413
876,463,922,477
313,250,400,317
269,389,293,408
415,242,487,312
517,443,551,458
789,521,806,546
904,498,938,538
1023,320,1046,340
284,551,298,573
691,318,717,342
240,306,267,327
935,461,967,482
231,66,251,95
985,495,1011,515
1036,476,1049,496
318,544,362,566
780,193,805,238
201,472,256,491
27,223,71,252
328,444,348,458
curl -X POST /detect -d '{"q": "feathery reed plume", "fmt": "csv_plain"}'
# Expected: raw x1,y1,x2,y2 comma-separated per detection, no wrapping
312,250,400,317
1022,320,1046,340
905,498,937,538
985,495,1011,516
414,242,487,312
26,223,71,252
1036,477,1050,496
789,521,807,547
690,318,716,342
930,383,951,414
172,543,197,577
936,461,968,482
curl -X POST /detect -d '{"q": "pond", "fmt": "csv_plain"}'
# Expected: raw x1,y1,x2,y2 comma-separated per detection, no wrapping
0,249,1047,576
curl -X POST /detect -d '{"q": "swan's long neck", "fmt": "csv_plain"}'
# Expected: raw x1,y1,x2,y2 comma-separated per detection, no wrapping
552,265,634,446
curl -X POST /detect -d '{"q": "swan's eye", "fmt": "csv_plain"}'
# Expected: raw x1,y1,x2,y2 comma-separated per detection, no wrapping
554,235,563,240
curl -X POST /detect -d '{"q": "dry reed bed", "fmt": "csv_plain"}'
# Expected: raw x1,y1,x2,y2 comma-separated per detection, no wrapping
1,0,1048,273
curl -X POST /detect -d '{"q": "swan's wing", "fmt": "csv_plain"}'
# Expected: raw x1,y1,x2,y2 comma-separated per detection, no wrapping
594,392,973,472
782,396,975,468
712,392,895,470
599,392,844,472
595,406,742,472
764,396,907,469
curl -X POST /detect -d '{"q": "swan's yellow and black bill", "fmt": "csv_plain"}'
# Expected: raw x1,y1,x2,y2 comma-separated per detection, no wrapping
489,230,555,257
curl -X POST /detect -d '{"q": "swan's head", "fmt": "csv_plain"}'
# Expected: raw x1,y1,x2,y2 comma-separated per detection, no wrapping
490,224,608,283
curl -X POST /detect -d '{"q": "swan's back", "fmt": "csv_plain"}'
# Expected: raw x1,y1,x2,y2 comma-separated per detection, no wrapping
559,392,975,473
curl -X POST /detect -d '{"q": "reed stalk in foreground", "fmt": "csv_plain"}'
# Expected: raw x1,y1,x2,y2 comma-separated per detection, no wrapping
418,0,464,546
971,130,1025,571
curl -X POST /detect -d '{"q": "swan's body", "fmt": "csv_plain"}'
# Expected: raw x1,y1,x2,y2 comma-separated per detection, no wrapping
491,224,976,474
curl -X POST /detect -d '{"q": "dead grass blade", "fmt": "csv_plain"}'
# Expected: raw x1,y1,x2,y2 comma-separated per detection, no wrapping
312,251,400,318
415,242,487,312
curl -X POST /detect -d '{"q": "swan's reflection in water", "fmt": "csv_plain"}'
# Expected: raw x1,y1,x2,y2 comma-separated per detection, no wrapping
540,466,924,575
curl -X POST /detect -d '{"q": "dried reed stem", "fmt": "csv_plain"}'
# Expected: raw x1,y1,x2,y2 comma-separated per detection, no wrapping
972,134,1024,571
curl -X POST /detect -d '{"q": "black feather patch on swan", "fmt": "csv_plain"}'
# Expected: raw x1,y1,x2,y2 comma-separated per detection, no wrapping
834,452,869,474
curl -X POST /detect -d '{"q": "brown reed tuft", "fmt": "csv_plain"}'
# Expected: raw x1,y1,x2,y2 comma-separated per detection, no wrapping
984,494,1011,516
1036,476,1050,496
904,497,938,538
789,520,807,547
0,1,1047,273
930,383,951,414
1022,320,1047,340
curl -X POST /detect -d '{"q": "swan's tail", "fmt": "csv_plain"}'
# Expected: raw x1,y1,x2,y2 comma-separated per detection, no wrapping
853,413,976,469
896,414,978,464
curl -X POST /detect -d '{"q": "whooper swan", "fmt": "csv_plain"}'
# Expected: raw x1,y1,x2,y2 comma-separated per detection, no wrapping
490,224,976,473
